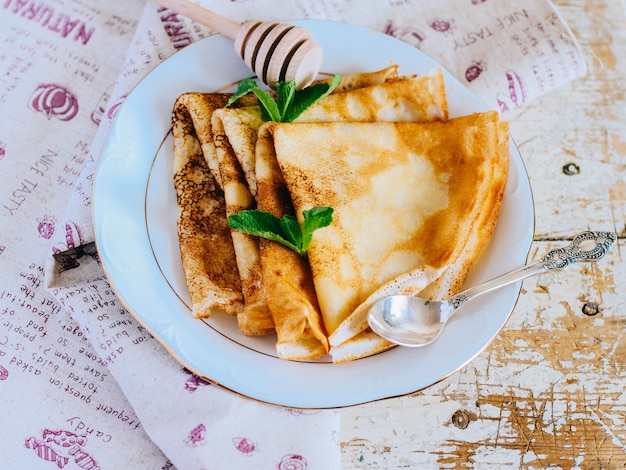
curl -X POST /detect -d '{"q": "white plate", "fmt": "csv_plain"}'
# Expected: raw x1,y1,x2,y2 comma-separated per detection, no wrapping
94,20,534,408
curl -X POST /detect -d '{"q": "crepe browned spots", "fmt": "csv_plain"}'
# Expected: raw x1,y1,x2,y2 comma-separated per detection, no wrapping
249,70,450,359
211,109,274,336
171,68,507,364
255,126,329,359
265,111,509,362
172,93,244,318
190,69,446,356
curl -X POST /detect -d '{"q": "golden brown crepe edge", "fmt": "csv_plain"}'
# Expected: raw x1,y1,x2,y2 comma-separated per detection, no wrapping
255,125,329,359
172,93,244,318
211,110,275,336
328,112,510,361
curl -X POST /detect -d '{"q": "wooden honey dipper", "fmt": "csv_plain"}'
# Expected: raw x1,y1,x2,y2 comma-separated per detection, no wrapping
153,0,323,89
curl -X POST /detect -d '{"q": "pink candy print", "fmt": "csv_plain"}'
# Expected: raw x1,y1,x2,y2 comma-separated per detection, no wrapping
277,454,308,470
0,364,8,380
496,69,527,111
184,424,207,448
30,84,80,122
465,60,487,82
233,436,257,456
428,18,454,34
51,221,84,254
182,367,210,393
37,215,57,239
24,429,100,469
105,94,127,121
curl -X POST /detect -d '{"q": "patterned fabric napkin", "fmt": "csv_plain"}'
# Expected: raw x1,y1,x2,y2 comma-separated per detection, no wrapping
0,0,584,468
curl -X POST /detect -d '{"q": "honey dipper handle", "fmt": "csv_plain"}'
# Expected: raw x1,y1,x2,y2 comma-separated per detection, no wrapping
152,0,241,40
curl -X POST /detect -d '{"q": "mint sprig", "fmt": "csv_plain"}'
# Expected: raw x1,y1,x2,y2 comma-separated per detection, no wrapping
228,207,334,256
225,75,342,122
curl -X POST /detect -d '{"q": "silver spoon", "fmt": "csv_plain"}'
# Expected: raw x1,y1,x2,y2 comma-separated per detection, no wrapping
368,231,617,347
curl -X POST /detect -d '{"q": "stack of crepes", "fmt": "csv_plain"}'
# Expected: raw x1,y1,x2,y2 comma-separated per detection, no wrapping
171,65,509,363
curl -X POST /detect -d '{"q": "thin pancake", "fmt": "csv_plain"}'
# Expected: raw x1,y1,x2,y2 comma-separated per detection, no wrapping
266,111,509,361
298,69,447,123
256,126,329,358
172,93,243,318
416,120,510,300
330,118,510,353
213,107,264,197
249,70,449,359
211,110,274,336
312,64,399,92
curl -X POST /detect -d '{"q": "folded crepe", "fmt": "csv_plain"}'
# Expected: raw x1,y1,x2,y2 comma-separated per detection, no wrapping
211,109,274,336
265,111,509,362
255,127,329,359
216,69,449,359
298,70,447,124
171,93,244,318
313,64,399,92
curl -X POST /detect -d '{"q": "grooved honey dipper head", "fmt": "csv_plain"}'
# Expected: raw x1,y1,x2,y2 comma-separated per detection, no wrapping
234,20,324,89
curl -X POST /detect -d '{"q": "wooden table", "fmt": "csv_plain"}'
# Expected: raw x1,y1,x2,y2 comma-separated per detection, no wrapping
340,1,626,467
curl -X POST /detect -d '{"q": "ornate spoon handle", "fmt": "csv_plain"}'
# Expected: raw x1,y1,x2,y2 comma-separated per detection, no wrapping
540,230,617,269
447,231,617,313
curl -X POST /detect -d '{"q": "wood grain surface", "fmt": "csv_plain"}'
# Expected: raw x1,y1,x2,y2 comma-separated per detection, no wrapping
340,1,626,467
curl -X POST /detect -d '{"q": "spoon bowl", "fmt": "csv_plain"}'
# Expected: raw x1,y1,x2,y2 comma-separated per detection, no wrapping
368,231,616,348
368,295,454,347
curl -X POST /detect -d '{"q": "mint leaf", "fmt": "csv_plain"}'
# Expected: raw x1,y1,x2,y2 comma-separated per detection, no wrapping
301,207,334,250
228,210,300,253
224,75,343,122
225,77,280,120
251,87,281,122
228,207,333,256
278,214,302,249
225,77,258,107
283,74,342,122
276,80,296,119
